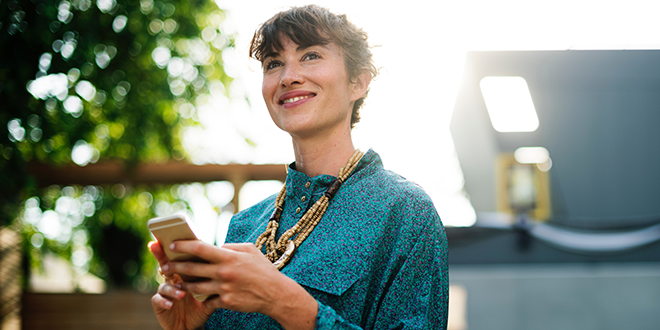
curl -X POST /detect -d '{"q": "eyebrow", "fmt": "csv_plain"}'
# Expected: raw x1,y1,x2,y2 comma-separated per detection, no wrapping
299,43,329,51
263,51,279,61
262,43,330,62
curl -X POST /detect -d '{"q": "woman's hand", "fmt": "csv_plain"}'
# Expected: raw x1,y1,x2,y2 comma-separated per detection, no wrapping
149,241,216,330
167,241,318,330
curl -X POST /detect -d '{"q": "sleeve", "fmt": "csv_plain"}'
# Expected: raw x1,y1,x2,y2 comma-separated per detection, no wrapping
314,191,449,330
315,302,363,329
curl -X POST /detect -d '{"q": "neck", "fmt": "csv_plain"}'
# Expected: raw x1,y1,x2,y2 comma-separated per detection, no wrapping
291,128,356,178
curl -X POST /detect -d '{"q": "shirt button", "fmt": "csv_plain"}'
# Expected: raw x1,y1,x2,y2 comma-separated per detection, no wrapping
305,182,311,188
295,207,301,213
301,196,306,202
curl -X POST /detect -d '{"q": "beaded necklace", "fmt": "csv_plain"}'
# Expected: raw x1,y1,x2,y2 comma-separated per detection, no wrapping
255,149,364,270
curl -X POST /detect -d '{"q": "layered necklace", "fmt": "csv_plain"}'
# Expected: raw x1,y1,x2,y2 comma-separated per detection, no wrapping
255,149,364,270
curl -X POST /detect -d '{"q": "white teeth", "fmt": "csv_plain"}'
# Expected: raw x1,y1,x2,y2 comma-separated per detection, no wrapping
283,95,311,104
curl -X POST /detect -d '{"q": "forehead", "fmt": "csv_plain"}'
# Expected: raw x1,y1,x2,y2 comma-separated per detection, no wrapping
263,35,339,59
260,28,331,55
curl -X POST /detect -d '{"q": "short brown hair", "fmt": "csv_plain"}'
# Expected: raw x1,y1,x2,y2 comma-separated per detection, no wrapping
249,5,378,128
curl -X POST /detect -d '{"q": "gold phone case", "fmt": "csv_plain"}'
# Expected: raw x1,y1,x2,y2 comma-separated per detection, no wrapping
147,214,210,301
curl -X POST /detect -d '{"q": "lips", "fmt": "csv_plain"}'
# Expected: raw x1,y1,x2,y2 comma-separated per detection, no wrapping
278,90,316,105
282,95,314,104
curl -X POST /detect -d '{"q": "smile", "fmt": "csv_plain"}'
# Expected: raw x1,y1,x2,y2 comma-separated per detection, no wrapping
280,94,315,105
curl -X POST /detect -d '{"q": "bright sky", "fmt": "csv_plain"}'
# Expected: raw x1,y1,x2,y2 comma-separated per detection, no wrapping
200,0,660,227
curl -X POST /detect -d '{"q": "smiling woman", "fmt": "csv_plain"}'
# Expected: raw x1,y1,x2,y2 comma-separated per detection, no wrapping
149,5,449,330
260,39,361,141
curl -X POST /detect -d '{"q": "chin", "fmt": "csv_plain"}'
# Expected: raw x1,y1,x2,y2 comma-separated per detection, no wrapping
276,117,315,134
281,126,315,138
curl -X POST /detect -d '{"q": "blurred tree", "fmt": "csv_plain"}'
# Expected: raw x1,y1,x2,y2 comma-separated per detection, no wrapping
0,0,236,289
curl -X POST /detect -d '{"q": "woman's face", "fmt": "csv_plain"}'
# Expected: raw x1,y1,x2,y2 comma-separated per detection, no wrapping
261,36,365,139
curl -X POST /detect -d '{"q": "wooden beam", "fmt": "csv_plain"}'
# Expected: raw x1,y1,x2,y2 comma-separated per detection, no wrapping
28,162,288,187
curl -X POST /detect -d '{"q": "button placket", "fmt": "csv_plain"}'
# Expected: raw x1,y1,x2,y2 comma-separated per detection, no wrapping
296,181,312,217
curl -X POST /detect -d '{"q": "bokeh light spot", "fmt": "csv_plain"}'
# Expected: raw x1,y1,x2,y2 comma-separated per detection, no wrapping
63,95,83,117
112,15,127,33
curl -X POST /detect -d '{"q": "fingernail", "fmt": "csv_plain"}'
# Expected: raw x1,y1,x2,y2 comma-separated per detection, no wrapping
175,290,185,298
162,264,169,272
170,243,176,251
174,283,181,289
165,301,173,308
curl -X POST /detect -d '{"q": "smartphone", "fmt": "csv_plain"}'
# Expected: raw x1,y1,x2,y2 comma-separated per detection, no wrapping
147,214,210,301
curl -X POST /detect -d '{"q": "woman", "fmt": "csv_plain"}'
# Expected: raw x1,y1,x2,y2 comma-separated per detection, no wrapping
150,5,448,330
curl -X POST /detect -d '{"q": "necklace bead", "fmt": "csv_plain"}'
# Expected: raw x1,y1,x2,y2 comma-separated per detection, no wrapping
255,149,364,270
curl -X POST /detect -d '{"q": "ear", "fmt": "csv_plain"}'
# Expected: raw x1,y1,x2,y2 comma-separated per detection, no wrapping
350,71,372,102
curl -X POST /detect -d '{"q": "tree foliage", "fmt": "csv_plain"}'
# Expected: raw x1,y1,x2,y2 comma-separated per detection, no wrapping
0,0,236,288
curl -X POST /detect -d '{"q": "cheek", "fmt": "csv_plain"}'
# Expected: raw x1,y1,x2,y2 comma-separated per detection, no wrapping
262,76,278,100
261,81,268,102
318,67,350,96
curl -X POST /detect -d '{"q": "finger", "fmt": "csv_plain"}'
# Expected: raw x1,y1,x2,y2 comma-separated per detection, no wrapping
178,279,219,297
169,260,220,279
170,240,227,263
151,241,179,279
158,282,187,300
151,293,174,310
159,263,177,280
149,241,170,265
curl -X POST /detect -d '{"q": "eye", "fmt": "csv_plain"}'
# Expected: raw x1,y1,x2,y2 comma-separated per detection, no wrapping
264,60,283,71
302,52,321,61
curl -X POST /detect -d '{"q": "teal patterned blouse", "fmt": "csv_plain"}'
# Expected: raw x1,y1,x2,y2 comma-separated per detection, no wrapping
205,149,449,329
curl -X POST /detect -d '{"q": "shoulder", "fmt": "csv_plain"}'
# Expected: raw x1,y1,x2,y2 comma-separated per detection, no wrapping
342,157,444,246
352,150,434,205
381,171,443,236
351,161,438,220
380,169,434,205
364,167,448,266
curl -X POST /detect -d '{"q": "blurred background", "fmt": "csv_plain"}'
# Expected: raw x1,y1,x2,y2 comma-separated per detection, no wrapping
1,0,659,329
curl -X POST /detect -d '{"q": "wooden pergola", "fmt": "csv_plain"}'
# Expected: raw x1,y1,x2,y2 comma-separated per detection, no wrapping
28,161,289,212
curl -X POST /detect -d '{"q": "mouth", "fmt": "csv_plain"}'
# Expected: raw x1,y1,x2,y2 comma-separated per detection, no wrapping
278,91,316,106
280,95,315,105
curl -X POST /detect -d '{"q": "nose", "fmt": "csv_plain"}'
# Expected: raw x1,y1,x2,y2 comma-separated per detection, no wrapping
279,63,304,87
